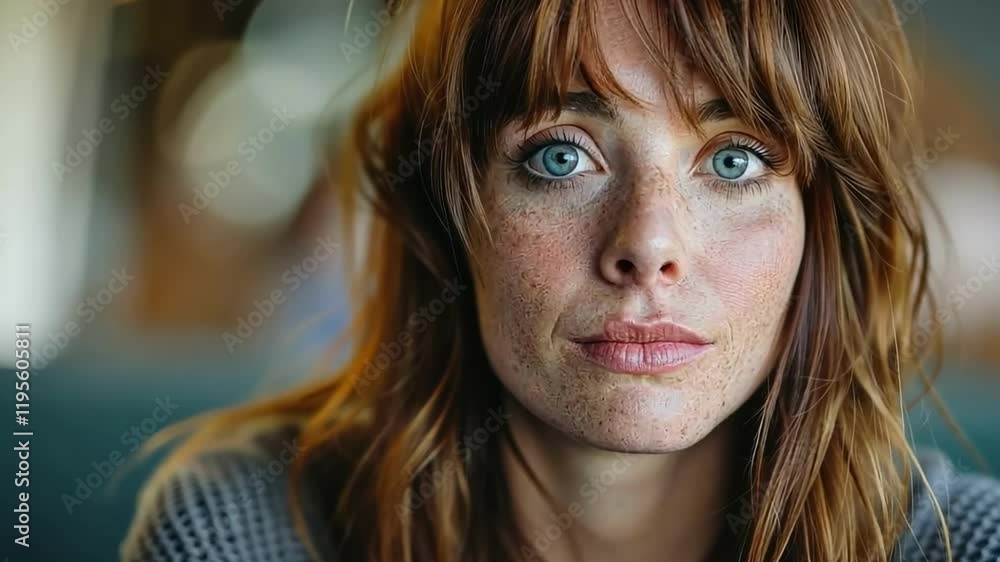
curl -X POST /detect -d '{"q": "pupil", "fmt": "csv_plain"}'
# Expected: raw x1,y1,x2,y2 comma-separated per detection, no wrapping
543,145,578,176
714,149,748,180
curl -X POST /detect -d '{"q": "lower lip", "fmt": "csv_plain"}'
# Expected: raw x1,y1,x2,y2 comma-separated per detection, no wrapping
573,341,711,375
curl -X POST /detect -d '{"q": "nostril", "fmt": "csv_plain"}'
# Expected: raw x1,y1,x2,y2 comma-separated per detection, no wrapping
660,261,675,275
616,259,635,274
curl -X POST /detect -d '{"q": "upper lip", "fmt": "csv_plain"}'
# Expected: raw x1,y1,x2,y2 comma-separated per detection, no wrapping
573,319,712,345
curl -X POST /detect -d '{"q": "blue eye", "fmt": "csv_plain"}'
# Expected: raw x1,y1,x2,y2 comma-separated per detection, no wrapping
699,137,776,185
531,144,581,178
516,129,602,187
712,148,750,180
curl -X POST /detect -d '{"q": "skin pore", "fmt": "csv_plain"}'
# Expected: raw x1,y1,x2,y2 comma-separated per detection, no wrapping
467,3,806,561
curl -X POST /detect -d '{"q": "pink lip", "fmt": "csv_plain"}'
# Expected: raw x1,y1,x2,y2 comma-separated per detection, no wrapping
571,320,712,375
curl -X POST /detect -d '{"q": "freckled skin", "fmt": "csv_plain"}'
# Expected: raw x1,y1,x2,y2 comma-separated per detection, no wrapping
470,8,805,454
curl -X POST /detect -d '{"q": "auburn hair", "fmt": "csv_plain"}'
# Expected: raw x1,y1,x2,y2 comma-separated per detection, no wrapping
152,0,950,560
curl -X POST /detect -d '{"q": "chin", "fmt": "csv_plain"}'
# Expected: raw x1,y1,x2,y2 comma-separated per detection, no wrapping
514,383,728,454
567,417,721,454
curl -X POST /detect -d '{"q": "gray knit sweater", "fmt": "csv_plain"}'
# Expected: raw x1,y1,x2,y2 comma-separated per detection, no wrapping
120,430,1000,562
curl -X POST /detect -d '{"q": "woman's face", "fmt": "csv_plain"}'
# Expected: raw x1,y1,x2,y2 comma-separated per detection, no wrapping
470,3,805,453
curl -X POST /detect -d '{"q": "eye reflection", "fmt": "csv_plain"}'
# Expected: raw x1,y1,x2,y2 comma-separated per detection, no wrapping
527,143,582,178
712,148,751,180
697,138,774,184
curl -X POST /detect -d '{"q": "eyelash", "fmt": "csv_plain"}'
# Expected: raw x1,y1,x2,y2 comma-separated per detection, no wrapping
506,130,596,192
506,132,783,197
704,135,781,202
717,135,779,169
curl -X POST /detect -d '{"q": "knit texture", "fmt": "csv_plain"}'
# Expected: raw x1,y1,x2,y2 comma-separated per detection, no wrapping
121,433,1000,562
120,428,337,562
894,451,1000,562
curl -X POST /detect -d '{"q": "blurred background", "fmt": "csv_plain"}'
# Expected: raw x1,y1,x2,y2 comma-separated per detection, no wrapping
0,0,998,560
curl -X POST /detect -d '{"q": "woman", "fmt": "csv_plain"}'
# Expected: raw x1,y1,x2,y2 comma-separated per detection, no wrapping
122,0,1000,561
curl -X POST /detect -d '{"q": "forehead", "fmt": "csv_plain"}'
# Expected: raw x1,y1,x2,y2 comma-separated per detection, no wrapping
580,0,722,111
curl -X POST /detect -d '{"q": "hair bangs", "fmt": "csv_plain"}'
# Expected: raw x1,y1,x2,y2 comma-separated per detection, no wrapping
452,0,823,184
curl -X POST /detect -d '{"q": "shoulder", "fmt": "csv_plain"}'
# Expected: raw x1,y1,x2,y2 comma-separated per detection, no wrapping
120,425,337,562
895,450,1000,562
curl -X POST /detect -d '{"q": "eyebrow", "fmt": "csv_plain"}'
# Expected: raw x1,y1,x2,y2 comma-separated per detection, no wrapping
559,91,736,125
696,98,735,123
561,91,622,124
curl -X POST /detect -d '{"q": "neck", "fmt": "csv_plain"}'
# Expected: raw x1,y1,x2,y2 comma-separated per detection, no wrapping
501,396,739,562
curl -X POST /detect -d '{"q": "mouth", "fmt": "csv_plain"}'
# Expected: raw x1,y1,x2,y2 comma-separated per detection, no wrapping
570,320,713,376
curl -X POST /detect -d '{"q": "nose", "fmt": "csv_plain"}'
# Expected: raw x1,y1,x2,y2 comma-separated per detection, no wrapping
599,178,687,288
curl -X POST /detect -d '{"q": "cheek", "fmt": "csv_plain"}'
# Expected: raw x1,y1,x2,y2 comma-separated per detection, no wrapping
699,190,805,365
706,213,803,311
472,206,587,354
